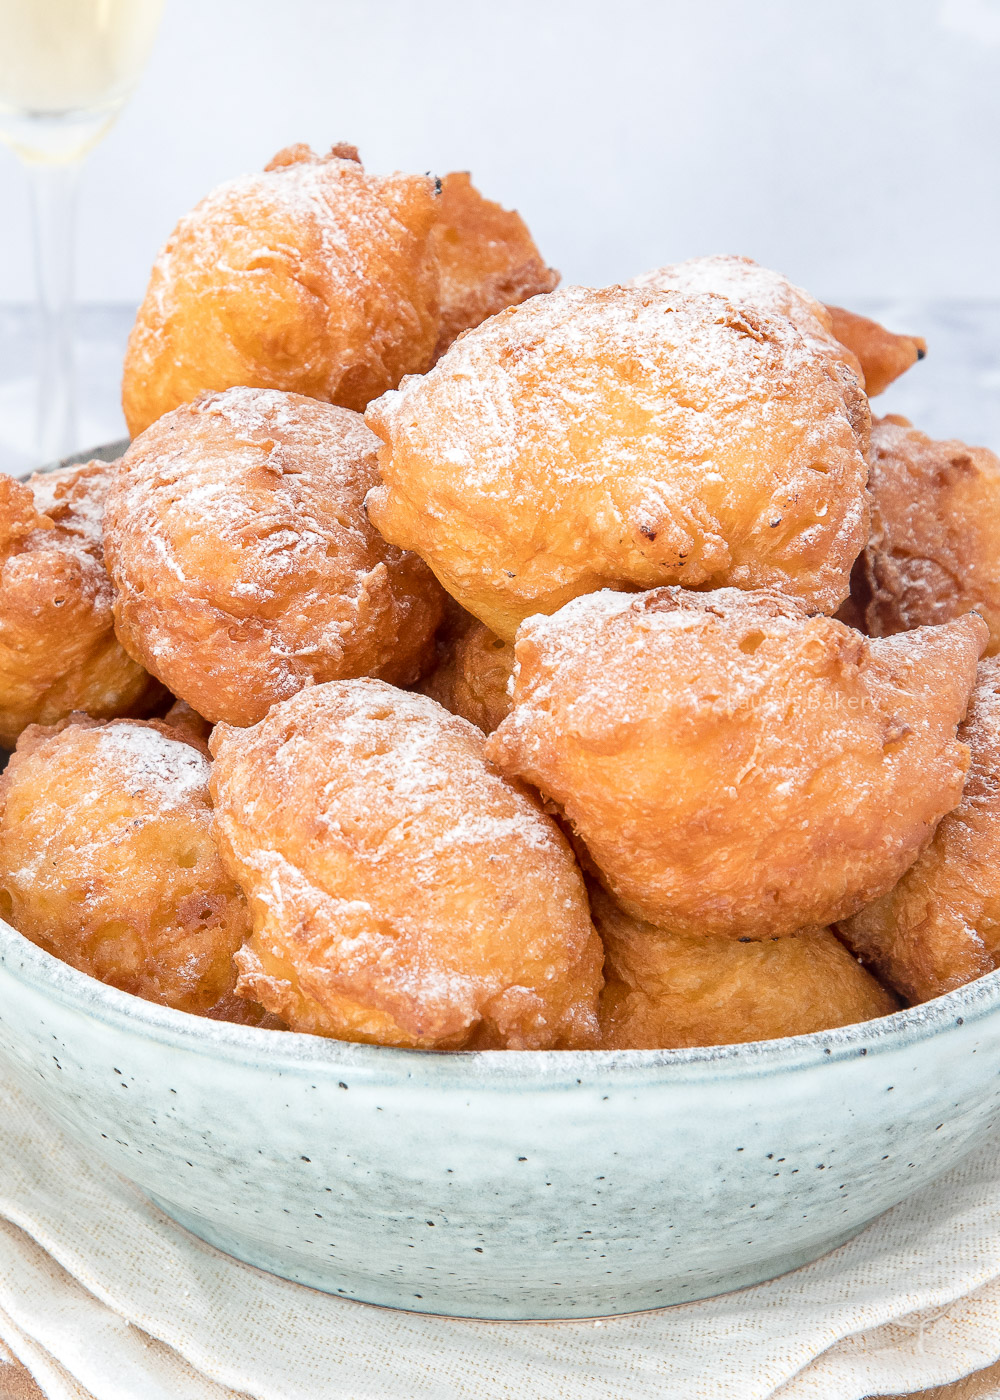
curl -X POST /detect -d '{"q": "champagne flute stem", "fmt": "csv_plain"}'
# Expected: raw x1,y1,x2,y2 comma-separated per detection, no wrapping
27,158,80,464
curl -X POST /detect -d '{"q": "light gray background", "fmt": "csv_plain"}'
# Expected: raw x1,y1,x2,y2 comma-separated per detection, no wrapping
2,0,1000,471
2,0,1000,305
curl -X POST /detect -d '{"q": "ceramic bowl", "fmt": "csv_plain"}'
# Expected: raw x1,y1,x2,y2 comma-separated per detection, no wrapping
3,443,1000,1320
1,916,999,1320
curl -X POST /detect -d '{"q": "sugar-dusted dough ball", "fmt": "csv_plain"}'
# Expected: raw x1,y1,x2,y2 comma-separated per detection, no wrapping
593,887,898,1049
631,254,864,384
419,614,515,734
824,305,926,397
847,416,1000,655
104,388,445,727
0,461,162,748
0,717,251,1018
839,656,1000,1002
430,171,558,360
122,143,441,437
209,680,603,1049
487,587,986,938
366,285,871,640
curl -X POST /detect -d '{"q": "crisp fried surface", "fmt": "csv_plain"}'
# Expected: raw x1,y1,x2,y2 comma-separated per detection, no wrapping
487,587,986,937
848,416,1000,655
0,717,251,1017
160,698,213,749
593,888,899,1049
122,144,441,437
0,462,162,748
365,285,871,640
825,305,926,397
105,388,445,727
430,171,558,361
209,680,603,1049
631,254,865,387
420,616,514,734
838,657,1000,1002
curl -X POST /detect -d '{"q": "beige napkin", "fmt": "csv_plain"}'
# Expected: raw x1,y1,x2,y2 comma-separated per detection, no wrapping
2,1073,1000,1400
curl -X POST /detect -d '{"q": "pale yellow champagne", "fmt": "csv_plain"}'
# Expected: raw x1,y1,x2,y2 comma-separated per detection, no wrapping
0,0,164,162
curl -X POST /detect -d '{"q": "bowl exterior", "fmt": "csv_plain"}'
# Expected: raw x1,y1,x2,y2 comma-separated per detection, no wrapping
1,927,999,1320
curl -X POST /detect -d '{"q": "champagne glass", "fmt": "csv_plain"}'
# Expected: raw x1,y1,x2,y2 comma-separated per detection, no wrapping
0,0,164,464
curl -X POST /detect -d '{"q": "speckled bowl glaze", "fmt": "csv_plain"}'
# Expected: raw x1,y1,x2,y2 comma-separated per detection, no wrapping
1,919,1000,1319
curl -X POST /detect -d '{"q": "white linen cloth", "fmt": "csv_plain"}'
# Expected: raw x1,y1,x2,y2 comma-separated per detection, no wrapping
2,1077,1000,1399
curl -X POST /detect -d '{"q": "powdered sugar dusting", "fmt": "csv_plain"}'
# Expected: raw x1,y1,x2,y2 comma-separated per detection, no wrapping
210,680,600,1048
630,255,836,345
488,586,984,938
104,387,442,726
367,283,870,625
94,721,209,803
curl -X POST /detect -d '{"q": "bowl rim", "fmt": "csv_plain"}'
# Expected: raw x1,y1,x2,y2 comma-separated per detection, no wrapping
2,915,998,1090
9,443,999,1091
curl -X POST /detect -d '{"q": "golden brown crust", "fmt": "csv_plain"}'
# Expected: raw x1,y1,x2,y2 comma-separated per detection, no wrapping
104,388,446,727
419,617,515,734
593,887,899,1048
824,305,926,397
838,656,1000,1002
848,416,1000,655
430,171,558,361
160,699,213,751
631,254,865,387
0,461,162,748
0,717,250,1016
122,144,441,436
365,285,871,640
208,680,603,1049
486,586,986,937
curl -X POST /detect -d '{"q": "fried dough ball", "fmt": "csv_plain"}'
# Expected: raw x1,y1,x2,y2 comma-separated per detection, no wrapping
161,699,213,748
824,305,926,397
122,143,441,437
104,388,445,727
430,171,558,360
630,254,865,386
365,285,871,640
0,461,162,749
630,258,925,397
419,615,515,734
208,680,603,1049
593,888,899,1049
0,716,251,1019
486,587,987,938
838,657,1000,1002
846,416,1000,655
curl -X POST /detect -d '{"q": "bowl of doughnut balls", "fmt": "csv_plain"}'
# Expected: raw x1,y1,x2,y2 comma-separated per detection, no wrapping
1,142,999,1321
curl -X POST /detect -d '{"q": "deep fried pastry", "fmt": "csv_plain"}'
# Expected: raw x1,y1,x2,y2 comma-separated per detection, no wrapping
838,657,1000,1002
631,254,864,385
824,305,926,397
846,416,1000,655
419,615,514,734
593,887,899,1049
0,716,250,1018
209,680,603,1049
430,171,558,360
161,699,213,749
122,143,441,437
487,587,986,937
631,258,926,397
0,461,162,748
365,285,871,640
104,388,445,727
